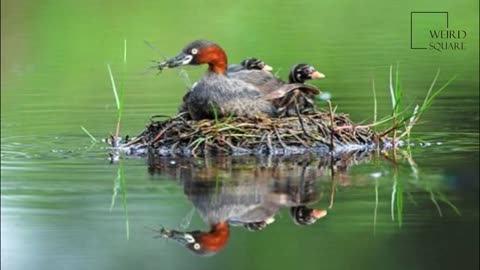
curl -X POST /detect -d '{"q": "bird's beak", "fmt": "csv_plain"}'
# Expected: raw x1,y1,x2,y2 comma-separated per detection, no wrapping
158,52,193,70
290,206,327,226
311,209,327,219
158,227,195,245
265,216,276,224
262,64,273,72
310,71,326,79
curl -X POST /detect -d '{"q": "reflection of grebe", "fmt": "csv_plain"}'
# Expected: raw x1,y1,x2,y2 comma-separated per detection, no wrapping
149,155,331,255
150,153,373,256
158,173,326,256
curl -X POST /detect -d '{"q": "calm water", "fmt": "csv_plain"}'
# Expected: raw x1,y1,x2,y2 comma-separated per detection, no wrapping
1,0,479,269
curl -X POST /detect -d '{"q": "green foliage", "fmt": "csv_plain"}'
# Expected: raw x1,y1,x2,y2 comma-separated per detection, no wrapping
397,69,457,140
377,65,456,140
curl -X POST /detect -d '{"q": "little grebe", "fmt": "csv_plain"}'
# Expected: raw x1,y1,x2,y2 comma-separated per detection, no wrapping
159,40,279,120
178,57,274,119
159,40,319,120
264,63,325,116
227,58,273,73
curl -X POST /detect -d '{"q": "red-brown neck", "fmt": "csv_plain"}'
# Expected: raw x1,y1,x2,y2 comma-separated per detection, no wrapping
197,46,228,75
198,222,230,252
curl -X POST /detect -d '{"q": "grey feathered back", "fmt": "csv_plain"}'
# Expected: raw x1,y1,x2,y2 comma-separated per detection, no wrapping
185,73,277,119
228,70,285,95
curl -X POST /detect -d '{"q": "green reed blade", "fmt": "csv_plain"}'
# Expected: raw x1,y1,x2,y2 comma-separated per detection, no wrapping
80,126,97,143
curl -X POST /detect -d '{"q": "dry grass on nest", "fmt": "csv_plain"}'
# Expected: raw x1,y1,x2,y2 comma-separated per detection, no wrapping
121,110,383,156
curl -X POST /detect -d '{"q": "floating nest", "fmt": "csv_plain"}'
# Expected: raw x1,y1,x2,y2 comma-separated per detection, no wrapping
120,110,387,157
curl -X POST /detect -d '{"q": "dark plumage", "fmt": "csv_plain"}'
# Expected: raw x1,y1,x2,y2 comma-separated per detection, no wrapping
178,57,274,119
158,40,324,120
185,73,277,119
159,40,279,119
263,63,325,117
226,58,272,73
228,69,285,94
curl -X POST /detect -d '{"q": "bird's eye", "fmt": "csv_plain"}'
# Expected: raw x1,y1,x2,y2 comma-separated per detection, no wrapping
193,243,201,250
191,48,198,55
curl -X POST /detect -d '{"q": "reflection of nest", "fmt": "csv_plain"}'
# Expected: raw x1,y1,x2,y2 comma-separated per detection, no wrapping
147,152,374,182
122,112,382,156
148,151,374,195
147,152,375,225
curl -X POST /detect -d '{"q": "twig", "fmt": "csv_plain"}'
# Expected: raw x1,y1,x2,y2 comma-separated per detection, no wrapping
150,123,177,144
274,126,288,150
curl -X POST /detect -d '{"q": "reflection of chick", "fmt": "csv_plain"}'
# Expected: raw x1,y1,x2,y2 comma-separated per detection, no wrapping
291,206,327,226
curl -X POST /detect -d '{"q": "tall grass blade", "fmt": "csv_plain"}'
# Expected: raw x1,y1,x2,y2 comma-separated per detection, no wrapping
178,68,192,88
372,78,377,124
422,68,440,107
274,68,282,77
393,63,402,114
107,64,120,110
409,105,420,125
422,75,457,110
430,190,443,217
144,40,166,59
80,126,97,143
393,80,402,114
370,115,398,127
437,192,461,216
107,39,128,142
110,173,120,212
396,177,403,227
397,71,455,140
391,176,397,221
211,103,220,127
119,160,130,239
389,65,395,109
179,207,196,230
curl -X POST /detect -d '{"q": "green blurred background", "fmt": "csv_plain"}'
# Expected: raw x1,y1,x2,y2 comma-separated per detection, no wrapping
1,0,478,137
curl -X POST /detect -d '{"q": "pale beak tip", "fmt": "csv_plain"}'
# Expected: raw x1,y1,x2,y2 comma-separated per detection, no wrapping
262,65,273,72
312,209,327,219
311,71,326,79
265,217,276,224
